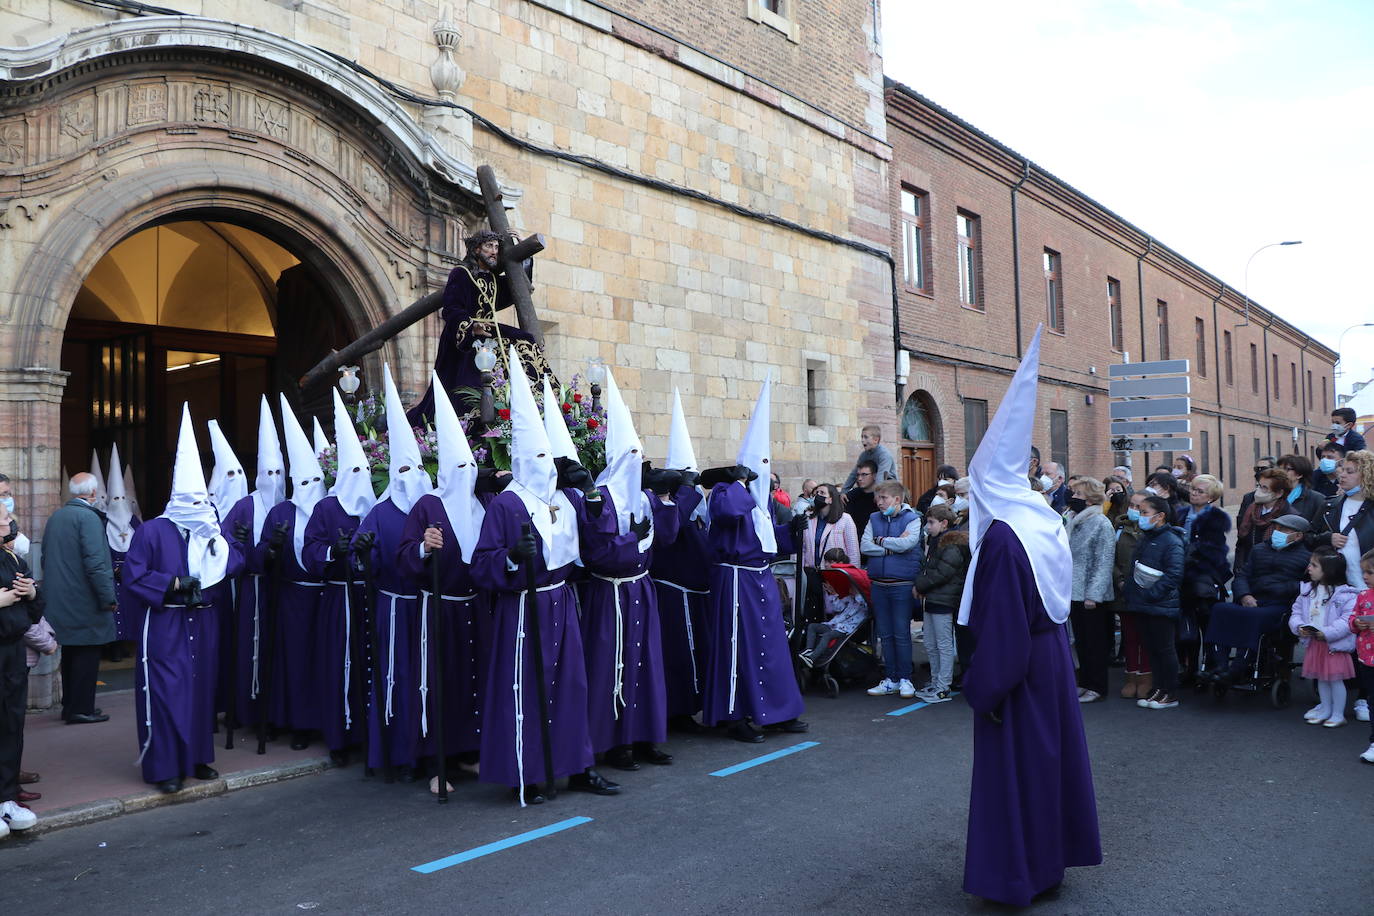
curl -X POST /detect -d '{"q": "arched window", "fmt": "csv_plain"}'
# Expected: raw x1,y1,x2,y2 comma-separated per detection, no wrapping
902,391,936,443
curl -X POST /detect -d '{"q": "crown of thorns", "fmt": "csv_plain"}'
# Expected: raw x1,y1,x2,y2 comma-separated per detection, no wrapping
464,230,502,251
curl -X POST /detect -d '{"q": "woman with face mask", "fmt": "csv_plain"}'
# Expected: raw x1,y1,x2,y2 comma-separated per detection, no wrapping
1111,490,1149,698
1313,450,1374,590
916,464,960,515
1122,495,1186,709
1066,478,1117,703
1234,469,1292,576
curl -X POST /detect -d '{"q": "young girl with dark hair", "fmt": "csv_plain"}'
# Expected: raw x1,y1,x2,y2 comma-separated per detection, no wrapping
1289,547,1358,727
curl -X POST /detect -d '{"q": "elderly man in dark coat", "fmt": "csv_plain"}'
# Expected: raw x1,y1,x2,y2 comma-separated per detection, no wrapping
42,471,118,724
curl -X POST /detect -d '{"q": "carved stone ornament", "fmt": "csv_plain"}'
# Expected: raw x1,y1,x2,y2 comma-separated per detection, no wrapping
192,85,230,124
430,6,465,100
59,98,94,141
0,122,24,165
361,162,391,208
254,98,289,140
127,84,168,125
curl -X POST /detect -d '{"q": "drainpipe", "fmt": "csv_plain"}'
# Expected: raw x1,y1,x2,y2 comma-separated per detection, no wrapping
1211,284,1225,482
1009,160,1030,358
1299,338,1310,450
1262,318,1273,454
1136,236,1154,361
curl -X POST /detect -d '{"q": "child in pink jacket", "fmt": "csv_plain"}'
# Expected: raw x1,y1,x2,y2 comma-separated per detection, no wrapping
1289,548,1358,727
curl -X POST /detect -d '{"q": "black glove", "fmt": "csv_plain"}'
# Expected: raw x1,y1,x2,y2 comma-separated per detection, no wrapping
675,469,699,488
165,575,202,604
554,457,595,493
232,521,251,545
732,464,759,484
266,521,289,560
508,530,537,565
334,529,354,557
644,467,682,496
629,514,652,542
352,530,376,556
476,468,513,494
789,514,808,536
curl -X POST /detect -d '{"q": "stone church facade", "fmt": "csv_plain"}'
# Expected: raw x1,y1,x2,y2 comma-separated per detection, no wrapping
1,0,895,532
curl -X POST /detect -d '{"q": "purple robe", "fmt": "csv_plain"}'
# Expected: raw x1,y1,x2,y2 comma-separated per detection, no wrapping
110,516,143,641
219,495,264,727
962,521,1102,905
700,482,804,727
257,501,323,732
122,518,244,784
651,484,711,717
355,497,421,769
575,488,679,752
471,489,594,789
396,494,486,759
302,496,364,752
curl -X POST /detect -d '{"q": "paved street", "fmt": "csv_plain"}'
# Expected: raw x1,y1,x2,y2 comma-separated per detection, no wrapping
4,667,1371,915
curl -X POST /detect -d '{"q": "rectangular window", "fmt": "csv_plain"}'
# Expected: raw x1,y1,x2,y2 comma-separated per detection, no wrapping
957,210,982,309
1250,343,1259,393
1306,369,1313,409
1223,330,1234,387
1322,377,1328,414
746,0,798,40
1194,318,1207,377
963,399,989,470
1201,429,1210,475
900,186,928,292
1044,249,1063,332
1254,438,1261,464
1050,409,1068,472
1272,353,1280,401
805,366,819,427
1228,434,1236,487
1107,278,1123,351
1290,362,1297,406
1156,300,1170,359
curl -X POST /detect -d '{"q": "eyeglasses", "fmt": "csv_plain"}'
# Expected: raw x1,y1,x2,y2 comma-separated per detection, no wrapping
1252,465,1273,474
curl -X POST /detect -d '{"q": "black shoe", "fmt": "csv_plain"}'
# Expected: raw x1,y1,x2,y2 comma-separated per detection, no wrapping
512,785,546,805
290,731,311,750
397,765,417,783
604,745,640,771
726,720,765,743
668,714,706,734
568,769,621,795
66,712,110,725
329,749,349,767
193,764,219,780
776,718,809,733
157,778,184,794
633,742,673,765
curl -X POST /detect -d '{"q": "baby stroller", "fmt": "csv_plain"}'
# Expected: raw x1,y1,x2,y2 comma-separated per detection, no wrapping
1197,600,1298,708
795,565,878,698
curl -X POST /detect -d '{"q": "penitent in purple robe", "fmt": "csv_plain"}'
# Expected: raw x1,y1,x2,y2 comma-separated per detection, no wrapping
122,518,244,784
256,501,323,733
962,521,1102,906
219,496,264,727
651,484,712,718
302,496,364,752
110,517,143,641
355,497,422,770
700,482,804,727
396,493,486,759
471,489,594,789
576,488,679,752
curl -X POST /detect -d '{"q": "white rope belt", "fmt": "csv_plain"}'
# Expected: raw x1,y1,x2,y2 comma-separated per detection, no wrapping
658,579,708,692
515,579,571,808
378,589,417,725
419,591,479,736
249,575,261,699
290,580,326,588
719,563,768,715
592,570,651,719
325,581,356,729
135,608,153,766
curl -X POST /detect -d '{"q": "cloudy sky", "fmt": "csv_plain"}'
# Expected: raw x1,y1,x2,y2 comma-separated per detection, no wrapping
881,0,1374,394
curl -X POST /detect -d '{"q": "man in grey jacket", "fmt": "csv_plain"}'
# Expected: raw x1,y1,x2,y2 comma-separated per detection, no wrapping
41,473,117,724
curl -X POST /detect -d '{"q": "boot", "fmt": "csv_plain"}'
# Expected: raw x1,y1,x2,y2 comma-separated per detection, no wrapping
1135,673,1153,701
1119,672,1138,699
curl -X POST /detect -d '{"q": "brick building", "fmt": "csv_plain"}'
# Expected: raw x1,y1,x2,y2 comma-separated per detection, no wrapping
885,80,1336,503
0,0,895,543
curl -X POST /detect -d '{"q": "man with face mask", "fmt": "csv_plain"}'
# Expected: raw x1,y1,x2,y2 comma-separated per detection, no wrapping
1313,443,1344,499
121,404,245,792
1328,408,1368,455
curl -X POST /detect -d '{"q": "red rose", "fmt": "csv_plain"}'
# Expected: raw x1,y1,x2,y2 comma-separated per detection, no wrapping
572,393,583,403
586,418,599,430
498,408,511,420
562,402,572,412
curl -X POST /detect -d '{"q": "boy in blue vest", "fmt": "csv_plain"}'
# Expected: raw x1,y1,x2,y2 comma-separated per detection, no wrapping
861,481,924,698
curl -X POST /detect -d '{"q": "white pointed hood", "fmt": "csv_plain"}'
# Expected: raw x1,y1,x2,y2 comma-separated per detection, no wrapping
595,366,652,546
957,326,1073,626
379,363,432,515
207,420,248,522
542,375,579,461
736,375,777,554
312,417,332,461
280,393,327,566
330,389,377,520
432,370,484,562
251,395,286,542
509,347,577,569
667,388,699,473
88,450,108,512
123,463,142,521
105,443,136,553
161,403,230,587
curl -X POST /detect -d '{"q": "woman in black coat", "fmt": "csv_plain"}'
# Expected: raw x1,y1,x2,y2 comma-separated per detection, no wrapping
1123,495,1187,709
1176,474,1232,682
1145,471,1187,526
1277,454,1330,534
1,541,43,828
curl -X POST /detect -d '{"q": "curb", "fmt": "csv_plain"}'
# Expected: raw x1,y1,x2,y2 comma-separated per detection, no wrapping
28,756,333,836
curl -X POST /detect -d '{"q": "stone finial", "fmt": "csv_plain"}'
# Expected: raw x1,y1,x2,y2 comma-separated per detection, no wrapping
430,6,465,101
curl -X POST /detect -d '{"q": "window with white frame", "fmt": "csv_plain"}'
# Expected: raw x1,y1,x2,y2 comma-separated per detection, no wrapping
747,0,799,42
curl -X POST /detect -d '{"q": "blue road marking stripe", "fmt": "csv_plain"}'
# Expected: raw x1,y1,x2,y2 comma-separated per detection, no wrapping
709,740,819,777
411,816,594,873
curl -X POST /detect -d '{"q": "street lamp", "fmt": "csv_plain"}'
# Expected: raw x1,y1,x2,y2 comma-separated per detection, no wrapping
337,366,361,405
1335,322,1374,378
1236,240,1302,328
472,339,498,425
587,357,606,412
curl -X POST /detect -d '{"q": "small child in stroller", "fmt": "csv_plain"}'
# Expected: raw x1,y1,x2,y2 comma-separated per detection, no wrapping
800,548,871,668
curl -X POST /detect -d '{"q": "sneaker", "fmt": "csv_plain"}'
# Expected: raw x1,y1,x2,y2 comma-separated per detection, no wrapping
0,818,8,840
799,651,815,669
867,679,899,697
1146,694,1179,710
1355,699,1370,723
898,679,917,699
1078,689,1102,704
0,800,37,831
1136,690,1160,709
914,685,940,700
1304,704,1327,722
1323,718,1347,728
1359,742,1374,765
925,690,953,704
